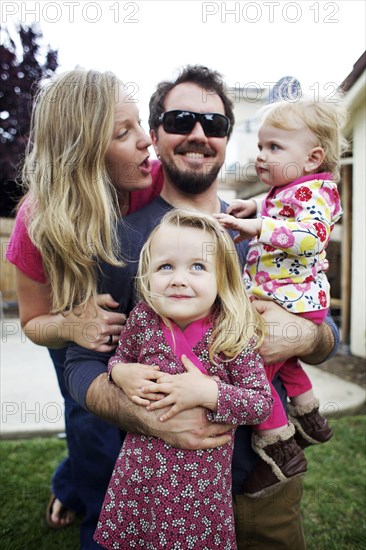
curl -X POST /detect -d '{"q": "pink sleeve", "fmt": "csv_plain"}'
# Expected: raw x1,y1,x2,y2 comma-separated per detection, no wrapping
207,342,273,426
108,302,152,372
5,202,47,284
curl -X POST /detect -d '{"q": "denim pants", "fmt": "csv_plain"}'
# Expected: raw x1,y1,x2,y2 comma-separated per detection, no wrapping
49,348,122,550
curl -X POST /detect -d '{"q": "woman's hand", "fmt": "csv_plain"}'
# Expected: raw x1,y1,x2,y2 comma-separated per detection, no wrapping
17,267,126,350
65,294,126,351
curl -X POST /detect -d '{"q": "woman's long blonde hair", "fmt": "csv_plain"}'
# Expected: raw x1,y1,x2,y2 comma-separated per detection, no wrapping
22,69,123,313
137,209,263,361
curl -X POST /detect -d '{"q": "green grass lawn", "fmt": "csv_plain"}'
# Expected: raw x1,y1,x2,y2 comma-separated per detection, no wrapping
302,415,366,549
0,436,80,549
1,416,365,549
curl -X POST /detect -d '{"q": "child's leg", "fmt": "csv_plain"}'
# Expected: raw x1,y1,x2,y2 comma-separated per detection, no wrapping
291,389,316,406
280,308,328,404
244,377,307,498
278,356,313,401
279,358,333,448
255,377,289,432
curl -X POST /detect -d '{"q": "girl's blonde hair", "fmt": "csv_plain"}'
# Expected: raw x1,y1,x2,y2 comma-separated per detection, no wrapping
137,209,263,361
262,98,348,182
22,69,123,313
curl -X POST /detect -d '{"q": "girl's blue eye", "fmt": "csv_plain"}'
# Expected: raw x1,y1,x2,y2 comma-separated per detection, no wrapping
271,144,279,151
159,264,172,271
192,263,205,271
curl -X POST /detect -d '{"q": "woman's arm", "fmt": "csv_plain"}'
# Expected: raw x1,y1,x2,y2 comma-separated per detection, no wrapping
16,268,126,350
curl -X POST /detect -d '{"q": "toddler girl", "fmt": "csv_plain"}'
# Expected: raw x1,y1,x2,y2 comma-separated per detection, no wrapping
215,98,346,497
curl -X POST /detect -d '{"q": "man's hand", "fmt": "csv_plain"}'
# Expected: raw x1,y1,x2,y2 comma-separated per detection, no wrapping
86,374,232,450
253,300,334,365
147,406,233,450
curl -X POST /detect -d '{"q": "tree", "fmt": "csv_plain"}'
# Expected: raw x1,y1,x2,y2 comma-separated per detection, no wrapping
0,23,58,217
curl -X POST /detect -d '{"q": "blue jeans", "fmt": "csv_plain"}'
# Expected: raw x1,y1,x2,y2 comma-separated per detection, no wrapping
49,348,122,549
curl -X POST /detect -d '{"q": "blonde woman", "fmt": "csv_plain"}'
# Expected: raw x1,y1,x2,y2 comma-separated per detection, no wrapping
94,209,273,549
6,69,162,546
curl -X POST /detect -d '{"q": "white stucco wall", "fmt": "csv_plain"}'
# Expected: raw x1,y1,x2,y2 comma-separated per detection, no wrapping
350,100,366,357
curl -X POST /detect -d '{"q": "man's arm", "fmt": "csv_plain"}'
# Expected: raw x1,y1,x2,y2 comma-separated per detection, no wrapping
300,315,337,364
65,343,232,450
253,301,339,365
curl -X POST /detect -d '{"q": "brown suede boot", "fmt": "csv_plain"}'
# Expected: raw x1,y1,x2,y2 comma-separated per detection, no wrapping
288,399,333,449
243,423,307,498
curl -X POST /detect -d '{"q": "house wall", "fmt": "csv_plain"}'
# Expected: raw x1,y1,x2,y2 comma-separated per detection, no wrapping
350,101,366,357
218,88,267,193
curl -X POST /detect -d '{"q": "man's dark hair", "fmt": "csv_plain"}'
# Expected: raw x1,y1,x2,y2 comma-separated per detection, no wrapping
148,65,234,140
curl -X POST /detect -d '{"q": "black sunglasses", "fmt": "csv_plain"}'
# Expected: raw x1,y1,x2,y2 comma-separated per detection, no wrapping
158,110,230,138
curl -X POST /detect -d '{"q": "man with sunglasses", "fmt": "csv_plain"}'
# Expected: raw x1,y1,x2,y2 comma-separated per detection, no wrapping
66,65,338,549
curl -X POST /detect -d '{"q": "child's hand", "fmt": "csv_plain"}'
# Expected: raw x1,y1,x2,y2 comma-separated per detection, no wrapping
142,355,219,422
110,362,165,406
226,199,257,219
213,213,262,243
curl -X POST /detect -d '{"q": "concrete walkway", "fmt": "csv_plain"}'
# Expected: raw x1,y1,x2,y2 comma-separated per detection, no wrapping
1,318,64,438
1,318,365,439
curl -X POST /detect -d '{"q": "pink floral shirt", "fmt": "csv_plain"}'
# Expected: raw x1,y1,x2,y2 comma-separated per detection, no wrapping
244,173,342,313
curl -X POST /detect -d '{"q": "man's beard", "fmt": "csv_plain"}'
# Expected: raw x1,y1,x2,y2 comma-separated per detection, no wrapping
162,160,222,195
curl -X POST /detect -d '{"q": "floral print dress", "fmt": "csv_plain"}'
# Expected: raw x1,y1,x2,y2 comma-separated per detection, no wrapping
94,302,272,549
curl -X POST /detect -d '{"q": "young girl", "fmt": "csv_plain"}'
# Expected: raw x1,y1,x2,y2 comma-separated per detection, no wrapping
94,209,273,549
215,98,346,496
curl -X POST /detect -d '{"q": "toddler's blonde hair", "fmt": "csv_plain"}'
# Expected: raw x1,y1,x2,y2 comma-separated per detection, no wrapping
262,98,348,182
